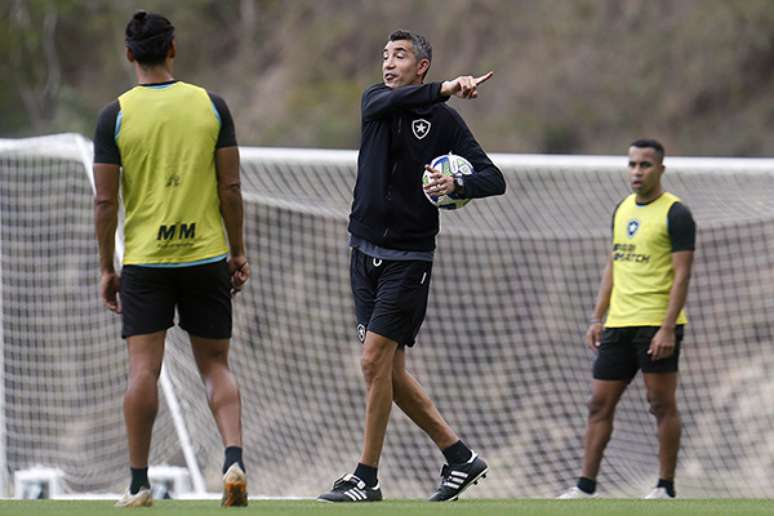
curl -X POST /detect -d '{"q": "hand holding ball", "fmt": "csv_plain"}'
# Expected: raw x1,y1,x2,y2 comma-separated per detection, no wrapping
422,153,474,210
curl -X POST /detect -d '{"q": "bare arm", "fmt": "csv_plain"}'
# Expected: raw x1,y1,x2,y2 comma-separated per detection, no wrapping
93,163,121,312
216,146,250,293
585,255,613,351
648,250,694,360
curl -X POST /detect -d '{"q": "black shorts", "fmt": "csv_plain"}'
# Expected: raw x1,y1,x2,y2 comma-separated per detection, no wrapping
350,248,432,348
593,325,684,381
120,259,232,339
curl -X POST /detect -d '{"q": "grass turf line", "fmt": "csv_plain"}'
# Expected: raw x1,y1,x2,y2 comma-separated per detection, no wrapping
1,499,773,516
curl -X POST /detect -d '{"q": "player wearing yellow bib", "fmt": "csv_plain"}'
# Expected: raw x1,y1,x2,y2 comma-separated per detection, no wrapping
559,139,696,500
93,11,249,508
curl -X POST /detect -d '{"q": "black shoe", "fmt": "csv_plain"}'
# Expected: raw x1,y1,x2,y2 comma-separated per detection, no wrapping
428,452,488,501
318,474,383,502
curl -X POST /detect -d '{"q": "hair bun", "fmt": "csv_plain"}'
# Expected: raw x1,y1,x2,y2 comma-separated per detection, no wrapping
132,10,147,22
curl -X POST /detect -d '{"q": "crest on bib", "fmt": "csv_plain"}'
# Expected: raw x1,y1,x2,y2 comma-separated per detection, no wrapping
627,219,640,238
412,118,431,140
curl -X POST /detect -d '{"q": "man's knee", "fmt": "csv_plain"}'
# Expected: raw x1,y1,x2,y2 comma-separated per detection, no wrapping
361,353,390,385
128,364,161,386
361,335,397,384
191,337,230,365
647,394,678,419
587,395,616,422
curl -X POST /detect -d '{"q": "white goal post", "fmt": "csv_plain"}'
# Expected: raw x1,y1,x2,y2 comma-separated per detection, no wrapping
0,133,773,498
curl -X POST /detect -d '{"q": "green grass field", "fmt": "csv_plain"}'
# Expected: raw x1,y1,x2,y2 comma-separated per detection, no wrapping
1,499,773,516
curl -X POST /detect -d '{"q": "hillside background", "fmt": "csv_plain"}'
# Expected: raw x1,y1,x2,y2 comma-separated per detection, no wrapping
3,0,774,156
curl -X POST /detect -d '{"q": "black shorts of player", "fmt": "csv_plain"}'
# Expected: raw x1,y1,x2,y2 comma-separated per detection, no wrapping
120,259,232,339
593,325,684,381
350,248,432,348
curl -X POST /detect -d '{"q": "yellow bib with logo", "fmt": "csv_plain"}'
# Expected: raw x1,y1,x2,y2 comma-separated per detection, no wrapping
606,192,687,327
116,81,228,264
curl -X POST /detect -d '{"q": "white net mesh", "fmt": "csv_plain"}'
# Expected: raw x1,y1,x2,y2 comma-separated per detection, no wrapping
1,134,773,498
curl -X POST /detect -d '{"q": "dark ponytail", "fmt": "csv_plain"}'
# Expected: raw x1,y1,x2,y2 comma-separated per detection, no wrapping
125,10,175,65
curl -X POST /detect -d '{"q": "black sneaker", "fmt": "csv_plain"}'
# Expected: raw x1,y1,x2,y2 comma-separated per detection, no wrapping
428,452,488,501
318,473,383,502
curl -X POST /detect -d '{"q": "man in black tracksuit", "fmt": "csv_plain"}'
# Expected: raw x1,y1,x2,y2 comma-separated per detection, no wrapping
348,79,506,251
320,30,505,503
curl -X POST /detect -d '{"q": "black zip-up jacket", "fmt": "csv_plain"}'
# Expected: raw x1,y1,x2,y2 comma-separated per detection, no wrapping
348,82,506,252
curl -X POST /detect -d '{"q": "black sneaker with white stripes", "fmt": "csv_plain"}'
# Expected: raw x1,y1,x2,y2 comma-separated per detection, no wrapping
428,452,488,501
318,473,383,503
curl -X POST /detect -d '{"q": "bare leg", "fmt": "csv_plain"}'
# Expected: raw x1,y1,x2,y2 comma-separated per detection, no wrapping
359,331,399,467
643,372,681,480
392,349,458,450
580,379,629,479
190,335,242,447
124,331,166,468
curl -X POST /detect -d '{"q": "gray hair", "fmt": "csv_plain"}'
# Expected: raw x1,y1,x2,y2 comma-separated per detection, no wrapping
388,29,432,68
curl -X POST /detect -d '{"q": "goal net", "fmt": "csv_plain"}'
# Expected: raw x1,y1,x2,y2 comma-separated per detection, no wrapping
0,133,773,498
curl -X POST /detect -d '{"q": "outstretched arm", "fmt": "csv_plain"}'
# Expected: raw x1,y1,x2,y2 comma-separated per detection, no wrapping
362,82,447,120
440,71,494,99
362,71,494,121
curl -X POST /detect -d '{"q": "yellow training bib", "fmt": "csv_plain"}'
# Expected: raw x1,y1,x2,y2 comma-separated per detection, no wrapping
606,192,687,327
116,82,228,264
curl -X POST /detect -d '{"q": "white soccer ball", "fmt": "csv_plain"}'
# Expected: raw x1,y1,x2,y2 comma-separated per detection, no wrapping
421,153,474,210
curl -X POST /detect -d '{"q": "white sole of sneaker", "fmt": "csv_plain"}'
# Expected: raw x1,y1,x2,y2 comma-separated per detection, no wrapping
221,465,248,507
316,497,381,503
447,467,489,502
114,489,153,508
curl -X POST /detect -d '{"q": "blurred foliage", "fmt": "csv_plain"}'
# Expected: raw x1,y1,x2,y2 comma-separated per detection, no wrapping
3,0,774,155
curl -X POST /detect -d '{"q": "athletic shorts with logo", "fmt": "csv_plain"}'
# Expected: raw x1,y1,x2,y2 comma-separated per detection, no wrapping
350,248,432,347
593,325,684,381
120,259,232,339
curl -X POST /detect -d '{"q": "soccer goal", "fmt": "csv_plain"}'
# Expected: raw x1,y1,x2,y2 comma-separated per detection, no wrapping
0,133,773,499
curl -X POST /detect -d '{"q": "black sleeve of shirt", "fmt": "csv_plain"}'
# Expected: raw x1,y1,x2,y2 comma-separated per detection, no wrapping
610,200,623,235
361,82,448,121
208,92,238,148
93,100,121,165
447,107,505,199
667,202,696,252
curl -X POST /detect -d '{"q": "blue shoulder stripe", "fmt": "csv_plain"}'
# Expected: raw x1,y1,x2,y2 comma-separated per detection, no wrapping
210,100,222,125
114,110,123,140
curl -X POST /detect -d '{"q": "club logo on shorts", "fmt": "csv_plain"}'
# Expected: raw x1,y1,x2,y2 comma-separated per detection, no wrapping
357,323,366,343
627,219,640,238
412,118,431,140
